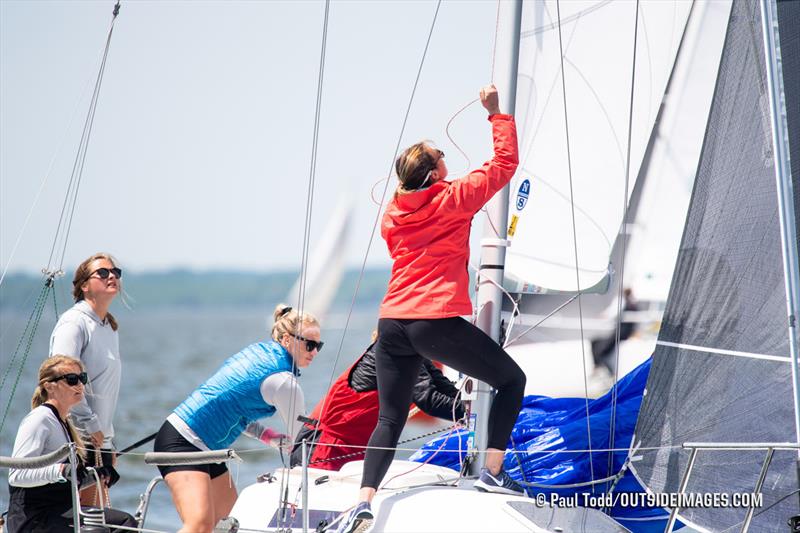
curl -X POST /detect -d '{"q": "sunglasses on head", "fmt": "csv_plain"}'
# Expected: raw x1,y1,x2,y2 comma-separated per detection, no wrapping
91,267,122,280
290,333,324,352
50,372,88,386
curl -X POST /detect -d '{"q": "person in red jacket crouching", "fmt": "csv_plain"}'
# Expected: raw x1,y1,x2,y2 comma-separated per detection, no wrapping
290,337,465,471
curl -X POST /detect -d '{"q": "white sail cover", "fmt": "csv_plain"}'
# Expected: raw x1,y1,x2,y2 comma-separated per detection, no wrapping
504,0,693,293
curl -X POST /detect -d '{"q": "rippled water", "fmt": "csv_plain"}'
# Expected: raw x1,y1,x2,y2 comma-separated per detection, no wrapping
0,305,444,531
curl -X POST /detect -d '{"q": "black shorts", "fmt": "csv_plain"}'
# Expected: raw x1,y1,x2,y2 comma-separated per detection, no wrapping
152,420,228,480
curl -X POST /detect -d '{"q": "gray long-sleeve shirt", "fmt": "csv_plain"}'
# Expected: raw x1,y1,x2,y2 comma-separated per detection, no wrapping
50,301,121,447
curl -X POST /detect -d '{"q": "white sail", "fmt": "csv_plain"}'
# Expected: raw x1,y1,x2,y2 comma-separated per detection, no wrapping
504,0,693,294
286,197,353,321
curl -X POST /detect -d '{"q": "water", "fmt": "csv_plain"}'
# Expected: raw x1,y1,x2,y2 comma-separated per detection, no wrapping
0,303,447,531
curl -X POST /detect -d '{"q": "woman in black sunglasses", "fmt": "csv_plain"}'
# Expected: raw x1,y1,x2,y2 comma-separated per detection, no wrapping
49,252,124,507
6,356,136,532
153,303,323,533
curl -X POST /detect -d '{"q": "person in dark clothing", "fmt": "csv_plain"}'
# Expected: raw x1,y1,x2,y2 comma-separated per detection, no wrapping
591,288,639,375
291,341,465,471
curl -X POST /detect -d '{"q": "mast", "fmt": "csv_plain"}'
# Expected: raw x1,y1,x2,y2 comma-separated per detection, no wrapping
472,0,522,473
759,0,800,504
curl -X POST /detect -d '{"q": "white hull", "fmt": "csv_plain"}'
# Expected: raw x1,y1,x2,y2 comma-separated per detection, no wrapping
230,460,628,532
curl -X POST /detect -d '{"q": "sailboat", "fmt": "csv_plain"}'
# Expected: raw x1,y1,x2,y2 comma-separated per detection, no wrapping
224,0,800,531
1,0,797,531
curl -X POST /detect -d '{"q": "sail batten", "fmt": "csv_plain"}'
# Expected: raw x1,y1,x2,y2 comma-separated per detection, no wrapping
655,341,791,363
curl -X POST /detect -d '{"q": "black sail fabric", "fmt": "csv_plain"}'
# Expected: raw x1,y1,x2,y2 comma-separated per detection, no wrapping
778,0,800,256
631,0,800,531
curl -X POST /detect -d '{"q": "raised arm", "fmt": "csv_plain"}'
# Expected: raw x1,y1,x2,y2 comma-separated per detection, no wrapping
447,85,519,215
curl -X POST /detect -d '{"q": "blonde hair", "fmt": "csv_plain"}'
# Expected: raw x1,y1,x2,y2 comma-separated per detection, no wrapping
71,253,119,331
395,141,438,192
271,303,320,342
32,356,87,459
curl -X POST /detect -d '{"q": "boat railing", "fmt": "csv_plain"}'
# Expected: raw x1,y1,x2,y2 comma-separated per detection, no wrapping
136,449,241,532
666,441,800,533
0,442,92,533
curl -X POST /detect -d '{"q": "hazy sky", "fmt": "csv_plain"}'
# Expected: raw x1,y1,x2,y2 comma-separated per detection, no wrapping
1,0,500,275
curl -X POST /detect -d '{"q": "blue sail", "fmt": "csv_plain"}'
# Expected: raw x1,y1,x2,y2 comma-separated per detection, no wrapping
411,358,675,532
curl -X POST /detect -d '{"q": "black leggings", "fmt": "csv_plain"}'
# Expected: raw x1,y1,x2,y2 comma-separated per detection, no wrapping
361,317,526,489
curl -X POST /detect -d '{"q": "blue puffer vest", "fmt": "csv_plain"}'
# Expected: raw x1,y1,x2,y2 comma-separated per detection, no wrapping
174,341,296,449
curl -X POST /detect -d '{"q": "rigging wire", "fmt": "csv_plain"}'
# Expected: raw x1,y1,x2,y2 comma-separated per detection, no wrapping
0,0,122,437
490,0,503,84
605,0,641,501
0,281,52,435
604,0,701,501
0,67,97,288
276,0,331,527
304,0,444,477
48,1,121,274
554,0,596,488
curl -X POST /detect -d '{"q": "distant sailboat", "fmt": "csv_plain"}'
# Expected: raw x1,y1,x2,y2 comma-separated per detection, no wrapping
286,197,353,322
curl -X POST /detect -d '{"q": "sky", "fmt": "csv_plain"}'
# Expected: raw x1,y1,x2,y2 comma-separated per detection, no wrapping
1,0,501,276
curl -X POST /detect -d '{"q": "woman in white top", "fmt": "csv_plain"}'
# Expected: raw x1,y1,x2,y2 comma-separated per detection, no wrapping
6,356,135,532
50,252,122,506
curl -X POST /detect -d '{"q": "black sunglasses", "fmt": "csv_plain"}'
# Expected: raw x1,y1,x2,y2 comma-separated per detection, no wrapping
91,267,122,280
290,333,324,353
50,372,88,386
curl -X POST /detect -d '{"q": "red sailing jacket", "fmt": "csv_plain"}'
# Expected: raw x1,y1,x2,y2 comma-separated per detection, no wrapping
379,114,519,319
306,361,380,471
309,363,379,443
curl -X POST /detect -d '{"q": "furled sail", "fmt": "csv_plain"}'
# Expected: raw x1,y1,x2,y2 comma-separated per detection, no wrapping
630,0,800,530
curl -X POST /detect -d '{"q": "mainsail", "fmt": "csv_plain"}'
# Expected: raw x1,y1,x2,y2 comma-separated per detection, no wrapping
504,0,693,294
499,0,730,346
630,0,800,530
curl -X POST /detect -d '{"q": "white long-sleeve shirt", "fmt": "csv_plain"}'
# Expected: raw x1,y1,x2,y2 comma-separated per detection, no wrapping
8,405,70,487
50,300,121,446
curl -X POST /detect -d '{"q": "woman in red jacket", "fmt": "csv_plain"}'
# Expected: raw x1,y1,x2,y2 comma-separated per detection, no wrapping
335,85,527,533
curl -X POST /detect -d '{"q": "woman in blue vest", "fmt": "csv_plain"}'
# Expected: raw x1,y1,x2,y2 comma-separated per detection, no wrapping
153,304,323,533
